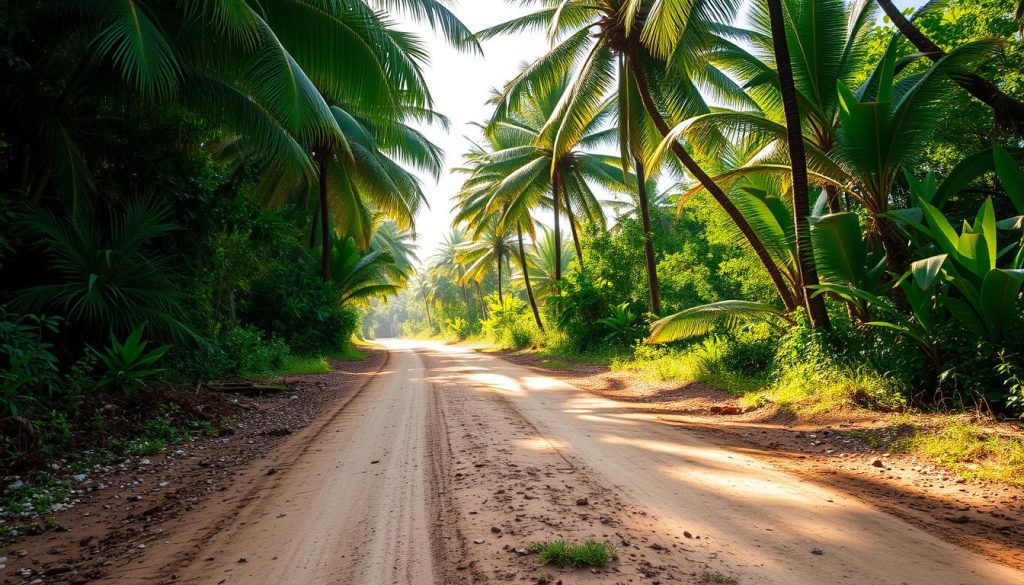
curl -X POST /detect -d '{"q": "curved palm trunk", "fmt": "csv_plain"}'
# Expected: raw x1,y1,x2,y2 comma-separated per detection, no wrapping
552,174,562,294
563,190,584,264
767,0,832,329
317,151,331,281
517,226,544,331
634,157,662,316
875,0,1024,134
629,60,799,312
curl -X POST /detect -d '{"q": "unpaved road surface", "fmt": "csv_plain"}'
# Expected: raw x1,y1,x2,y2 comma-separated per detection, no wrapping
56,339,1021,584
172,342,445,585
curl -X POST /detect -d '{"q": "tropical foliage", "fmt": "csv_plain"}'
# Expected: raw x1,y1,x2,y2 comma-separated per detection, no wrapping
386,0,1024,417
0,0,469,464
4,0,1024,474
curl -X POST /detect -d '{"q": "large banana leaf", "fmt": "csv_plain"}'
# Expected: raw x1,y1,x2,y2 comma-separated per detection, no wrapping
810,212,867,287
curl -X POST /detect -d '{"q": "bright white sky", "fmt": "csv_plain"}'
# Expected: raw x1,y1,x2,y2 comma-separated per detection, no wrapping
403,0,923,266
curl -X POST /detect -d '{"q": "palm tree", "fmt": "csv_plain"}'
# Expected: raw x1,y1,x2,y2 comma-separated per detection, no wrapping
311,103,439,279
12,1,462,206
329,234,411,305
515,224,545,331
665,0,876,215
529,225,575,301
648,3,998,278
618,57,668,317
6,0,472,293
455,220,516,305
764,0,831,328
475,0,799,312
429,229,475,311
459,70,618,289
874,0,1024,133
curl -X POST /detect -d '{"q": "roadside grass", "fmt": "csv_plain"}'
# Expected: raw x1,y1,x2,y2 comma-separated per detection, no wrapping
118,405,216,456
740,364,907,415
610,341,906,415
528,539,617,568
327,342,367,361
244,342,368,379
278,355,331,376
844,418,1024,486
610,340,765,395
1,473,72,518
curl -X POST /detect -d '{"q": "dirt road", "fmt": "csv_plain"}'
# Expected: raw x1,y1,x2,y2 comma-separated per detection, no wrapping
171,341,445,585
147,339,1020,584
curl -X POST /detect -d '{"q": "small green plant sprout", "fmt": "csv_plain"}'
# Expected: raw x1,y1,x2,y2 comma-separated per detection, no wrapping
530,539,617,568
94,324,169,394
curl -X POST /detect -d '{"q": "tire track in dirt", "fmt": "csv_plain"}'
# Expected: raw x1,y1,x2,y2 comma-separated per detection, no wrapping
414,344,711,584
400,339,1024,585
163,346,441,585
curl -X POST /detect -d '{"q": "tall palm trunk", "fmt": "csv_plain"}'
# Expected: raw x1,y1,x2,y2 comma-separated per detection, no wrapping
475,281,488,318
308,203,320,249
634,157,661,316
563,190,584,264
875,0,1024,134
423,293,433,328
629,60,798,312
317,150,331,281
767,0,832,329
552,173,562,293
518,226,544,331
496,254,504,304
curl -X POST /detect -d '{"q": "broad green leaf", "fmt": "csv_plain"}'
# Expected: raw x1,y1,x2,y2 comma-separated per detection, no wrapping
980,269,1024,339
938,296,987,339
933,147,995,209
910,254,946,291
993,145,1024,213
919,200,961,261
973,198,997,265
811,213,866,287
997,216,1024,231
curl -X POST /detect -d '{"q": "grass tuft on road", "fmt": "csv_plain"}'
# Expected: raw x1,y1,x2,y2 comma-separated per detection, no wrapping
700,571,739,584
528,539,617,568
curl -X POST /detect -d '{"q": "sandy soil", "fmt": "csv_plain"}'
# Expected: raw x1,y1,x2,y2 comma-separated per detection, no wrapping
5,340,1022,584
499,349,1024,574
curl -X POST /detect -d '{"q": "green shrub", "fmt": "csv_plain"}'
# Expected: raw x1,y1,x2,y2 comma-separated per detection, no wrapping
218,326,289,377
481,294,541,349
0,308,62,416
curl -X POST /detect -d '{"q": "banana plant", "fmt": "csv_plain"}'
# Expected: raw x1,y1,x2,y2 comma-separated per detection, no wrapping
809,211,888,322
909,197,1024,341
